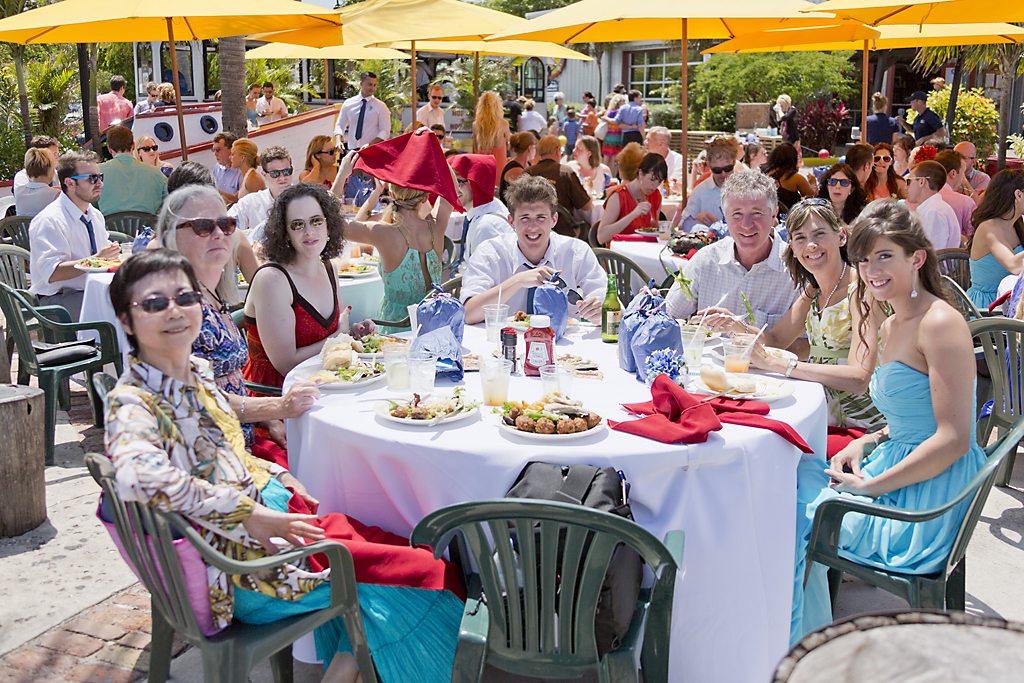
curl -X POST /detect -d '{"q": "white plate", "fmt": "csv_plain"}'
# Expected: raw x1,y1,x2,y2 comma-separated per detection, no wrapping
691,374,795,402
337,268,378,279
498,420,606,441
712,347,797,363
75,263,119,272
359,256,380,266
294,366,386,391
374,400,479,426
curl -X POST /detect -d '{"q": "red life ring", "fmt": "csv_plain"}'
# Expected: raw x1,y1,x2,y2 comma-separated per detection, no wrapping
548,59,567,79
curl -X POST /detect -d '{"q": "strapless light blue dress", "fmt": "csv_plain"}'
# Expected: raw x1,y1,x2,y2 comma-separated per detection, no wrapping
966,245,1023,309
790,362,987,643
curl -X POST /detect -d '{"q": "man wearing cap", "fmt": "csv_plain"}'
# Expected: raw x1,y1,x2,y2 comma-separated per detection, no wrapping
448,154,511,267
897,91,946,145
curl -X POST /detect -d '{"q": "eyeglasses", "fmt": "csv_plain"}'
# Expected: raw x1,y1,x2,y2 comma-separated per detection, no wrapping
826,178,851,187
710,164,734,175
874,155,892,162
69,173,103,184
138,145,159,153
265,167,293,178
132,290,203,313
176,216,237,237
430,95,443,100
288,216,326,232
316,149,337,157
457,178,470,187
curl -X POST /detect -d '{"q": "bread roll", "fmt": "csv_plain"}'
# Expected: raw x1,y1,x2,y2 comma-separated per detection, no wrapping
322,347,353,371
700,365,732,392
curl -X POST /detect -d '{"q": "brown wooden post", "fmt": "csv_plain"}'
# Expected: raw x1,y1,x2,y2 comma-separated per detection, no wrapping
166,18,189,161
411,40,417,130
0,386,46,537
325,59,331,106
861,41,869,143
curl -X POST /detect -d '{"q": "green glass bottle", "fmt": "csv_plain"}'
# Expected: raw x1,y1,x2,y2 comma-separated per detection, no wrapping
601,273,622,343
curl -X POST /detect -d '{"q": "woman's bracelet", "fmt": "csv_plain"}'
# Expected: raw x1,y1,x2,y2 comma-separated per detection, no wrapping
240,395,247,421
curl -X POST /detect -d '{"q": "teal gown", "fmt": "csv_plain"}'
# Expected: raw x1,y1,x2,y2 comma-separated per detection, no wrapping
791,362,987,643
966,245,1023,309
377,233,442,333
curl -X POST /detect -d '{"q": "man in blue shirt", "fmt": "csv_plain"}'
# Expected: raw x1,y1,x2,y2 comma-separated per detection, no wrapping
897,91,946,145
561,107,581,158
613,90,646,146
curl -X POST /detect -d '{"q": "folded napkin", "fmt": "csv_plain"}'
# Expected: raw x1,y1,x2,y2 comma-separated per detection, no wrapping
610,374,813,453
611,234,658,242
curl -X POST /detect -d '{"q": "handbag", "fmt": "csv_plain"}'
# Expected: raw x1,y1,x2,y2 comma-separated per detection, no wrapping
594,120,609,141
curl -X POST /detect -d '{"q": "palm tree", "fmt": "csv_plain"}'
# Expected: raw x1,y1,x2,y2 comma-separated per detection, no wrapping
219,37,247,139
1,0,34,147
916,39,1024,170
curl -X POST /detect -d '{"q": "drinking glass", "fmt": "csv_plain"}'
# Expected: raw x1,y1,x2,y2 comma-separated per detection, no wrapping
539,365,574,398
482,303,509,343
678,325,706,376
407,350,437,396
723,333,755,374
658,220,672,241
480,358,513,406
383,345,409,390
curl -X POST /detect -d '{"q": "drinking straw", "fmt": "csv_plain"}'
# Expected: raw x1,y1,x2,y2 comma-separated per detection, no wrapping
695,292,729,332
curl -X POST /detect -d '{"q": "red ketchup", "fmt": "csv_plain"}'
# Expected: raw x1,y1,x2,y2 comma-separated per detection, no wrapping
523,314,554,377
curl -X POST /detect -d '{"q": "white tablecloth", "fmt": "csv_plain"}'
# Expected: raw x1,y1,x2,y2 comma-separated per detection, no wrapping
284,324,827,683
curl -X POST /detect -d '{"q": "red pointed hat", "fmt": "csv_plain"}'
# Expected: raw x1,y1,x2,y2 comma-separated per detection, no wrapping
448,153,496,208
354,128,464,212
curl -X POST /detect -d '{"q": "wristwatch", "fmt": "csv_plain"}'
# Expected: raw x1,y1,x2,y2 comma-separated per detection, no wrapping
785,358,798,377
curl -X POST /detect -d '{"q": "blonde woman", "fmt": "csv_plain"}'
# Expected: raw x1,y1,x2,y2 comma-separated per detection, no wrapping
155,83,177,107
298,134,339,189
232,138,265,199
134,135,173,178
472,92,511,182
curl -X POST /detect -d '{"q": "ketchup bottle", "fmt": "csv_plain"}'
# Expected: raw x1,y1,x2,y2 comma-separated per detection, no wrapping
523,314,554,377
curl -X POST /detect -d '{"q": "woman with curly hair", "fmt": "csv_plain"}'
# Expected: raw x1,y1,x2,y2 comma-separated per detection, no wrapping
816,162,869,225
298,134,339,189
242,183,346,392
864,142,908,201
472,91,511,183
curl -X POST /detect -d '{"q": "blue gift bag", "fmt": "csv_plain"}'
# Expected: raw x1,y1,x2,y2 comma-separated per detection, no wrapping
618,281,665,373
416,284,465,343
409,326,463,381
529,273,569,340
630,305,683,383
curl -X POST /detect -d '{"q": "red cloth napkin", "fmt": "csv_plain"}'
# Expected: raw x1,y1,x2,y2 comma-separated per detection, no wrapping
354,128,464,212
611,234,658,243
610,374,813,453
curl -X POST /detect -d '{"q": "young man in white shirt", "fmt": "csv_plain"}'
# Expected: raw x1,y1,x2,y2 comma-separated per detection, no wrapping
228,146,295,242
416,84,446,131
29,150,119,321
675,137,738,232
334,71,392,151
461,175,605,324
907,160,961,250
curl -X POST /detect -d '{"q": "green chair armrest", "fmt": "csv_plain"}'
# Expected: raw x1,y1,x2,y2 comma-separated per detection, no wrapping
452,597,489,683
33,304,74,325
244,381,283,397
661,530,685,569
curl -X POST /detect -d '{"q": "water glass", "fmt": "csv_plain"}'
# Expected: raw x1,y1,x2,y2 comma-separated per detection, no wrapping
480,357,513,406
539,364,574,399
407,350,437,396
482,303,509,343
658,220,672,241
723,333,755,374
679,325,706,375
383,345,409,390
407,304,419,335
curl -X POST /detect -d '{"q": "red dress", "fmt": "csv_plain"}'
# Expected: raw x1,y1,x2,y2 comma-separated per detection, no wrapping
243,260,339,393
606,184,663,239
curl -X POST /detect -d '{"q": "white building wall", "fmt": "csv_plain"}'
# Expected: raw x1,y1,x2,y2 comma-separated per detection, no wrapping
552,41,673,107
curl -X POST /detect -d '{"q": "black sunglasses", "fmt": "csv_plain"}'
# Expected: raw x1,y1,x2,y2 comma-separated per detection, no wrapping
316,148,337,156
176,216,237,237
69,173,104,184
266,167,293,178
826,178,851,187
430,95,443,100
710,164,734,174
552,274,582,305
138,145,159,153
132,290,203,313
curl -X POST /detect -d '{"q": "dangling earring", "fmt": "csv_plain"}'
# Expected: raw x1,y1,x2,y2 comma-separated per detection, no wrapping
911,270,919,298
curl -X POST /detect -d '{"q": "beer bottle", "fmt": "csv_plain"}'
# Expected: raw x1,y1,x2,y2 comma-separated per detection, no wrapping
601,273,622,343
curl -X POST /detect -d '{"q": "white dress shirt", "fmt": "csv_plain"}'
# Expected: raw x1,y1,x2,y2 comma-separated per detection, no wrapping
334,95,392,149
665,150,684,184
228,189,275,238
678,177,724,232
13,169,57,191
520,110,547,134
664,234,801,330
212,163,242,196
461,198,512,262
416,104,446,130
29,192,110,296
915,193,961,250
14,181,60,216
460,231,607,317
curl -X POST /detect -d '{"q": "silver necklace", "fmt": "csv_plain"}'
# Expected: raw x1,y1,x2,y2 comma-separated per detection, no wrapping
819,263,848,312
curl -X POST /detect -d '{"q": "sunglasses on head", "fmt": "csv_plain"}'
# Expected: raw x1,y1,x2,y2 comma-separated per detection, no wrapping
710,164,734,175
138,145,159,153
69,173,103,185
132,290,203,313
176,216,237,237
874,155,892,162
266,167,293,178
826,177,851,187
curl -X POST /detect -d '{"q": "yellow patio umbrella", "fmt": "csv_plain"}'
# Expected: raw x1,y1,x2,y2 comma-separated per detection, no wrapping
704,23,1024,136
803,0,1024,27
485,0,838,207
0,0,341,160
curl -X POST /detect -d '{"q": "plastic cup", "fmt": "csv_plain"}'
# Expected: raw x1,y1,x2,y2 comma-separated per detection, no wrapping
407,350,437,396
679,325,706,375
407,304,419,334
383,345,409,390
483,303,509,343
480,357,513,406
723,333,755,374
539,364,574,399
658,220,672,241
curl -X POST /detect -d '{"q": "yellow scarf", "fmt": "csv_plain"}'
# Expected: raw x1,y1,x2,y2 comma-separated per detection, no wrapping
195,382,273,490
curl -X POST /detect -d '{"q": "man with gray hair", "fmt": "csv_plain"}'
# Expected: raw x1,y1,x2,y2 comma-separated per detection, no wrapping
645,126,683,191
666,170,801,335
675,135,741,231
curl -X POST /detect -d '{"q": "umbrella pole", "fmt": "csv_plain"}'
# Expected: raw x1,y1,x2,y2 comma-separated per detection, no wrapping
324,59,330,106
861,41,868,144
680,18,688,209
474,51,479,109
166,18,189,162
411,40,417,129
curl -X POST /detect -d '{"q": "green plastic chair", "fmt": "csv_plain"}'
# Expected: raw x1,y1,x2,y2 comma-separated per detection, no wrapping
441,275,462,299
0,244,35,382
804,415,1024,612
0,282,123,464
229,308,282,397
106,230,132,244
0,215,31,251
92,372,118,410
969,317,1024,486
593,248,650,306
942,275,986,321
85,453,379,683
411,499,684,683
103,211,158,239
937,248,971,291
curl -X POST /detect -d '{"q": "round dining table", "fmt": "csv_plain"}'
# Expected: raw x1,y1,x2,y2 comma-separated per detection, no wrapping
284,323,827,683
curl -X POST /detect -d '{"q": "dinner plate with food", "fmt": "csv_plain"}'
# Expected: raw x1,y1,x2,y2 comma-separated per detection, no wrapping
711,346,797,363
359,254,380,265
354,334,408,360
300,361,385,390
75,256,122,272
337,263,377,278
692,366,795,402
496,393,605,441
375,388,480,426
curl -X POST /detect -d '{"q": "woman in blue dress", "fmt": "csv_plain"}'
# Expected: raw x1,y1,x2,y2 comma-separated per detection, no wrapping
965,170,1024,308
791,200,987,642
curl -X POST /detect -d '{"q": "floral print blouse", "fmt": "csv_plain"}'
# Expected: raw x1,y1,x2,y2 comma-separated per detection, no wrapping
104,358,328,630
191,299,254,446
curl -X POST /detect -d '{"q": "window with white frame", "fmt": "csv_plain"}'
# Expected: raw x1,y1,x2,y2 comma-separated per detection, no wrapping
626,50,683,103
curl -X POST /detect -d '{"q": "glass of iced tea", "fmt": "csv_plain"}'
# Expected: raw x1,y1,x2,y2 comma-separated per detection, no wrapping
722,333,755,374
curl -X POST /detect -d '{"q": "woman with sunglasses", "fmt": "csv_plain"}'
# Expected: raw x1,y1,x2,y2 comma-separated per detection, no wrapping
232,138,266,200
964,170,1024,308
156,185,303,465
299,135,339,190
105,248,467,683
765,142,815,213
243,183,347,392
864,142,908,201
133,135,173,178
815,162,869,225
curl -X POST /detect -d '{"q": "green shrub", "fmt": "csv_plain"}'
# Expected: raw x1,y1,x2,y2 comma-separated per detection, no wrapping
647,103,681,129
699,103,735,132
